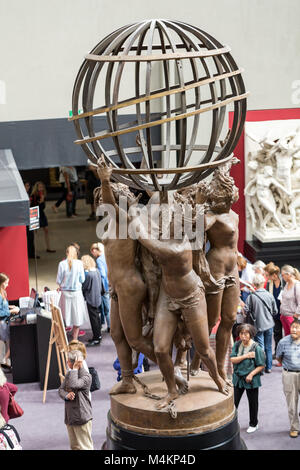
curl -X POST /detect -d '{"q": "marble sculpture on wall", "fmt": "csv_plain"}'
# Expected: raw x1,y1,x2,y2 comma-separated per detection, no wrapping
244,128,300,240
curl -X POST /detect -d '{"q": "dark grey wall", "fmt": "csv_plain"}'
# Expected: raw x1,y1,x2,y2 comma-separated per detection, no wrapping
0,116,161,170
0,149,29,226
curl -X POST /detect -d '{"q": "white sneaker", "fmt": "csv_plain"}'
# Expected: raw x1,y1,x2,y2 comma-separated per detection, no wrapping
246,425,258,433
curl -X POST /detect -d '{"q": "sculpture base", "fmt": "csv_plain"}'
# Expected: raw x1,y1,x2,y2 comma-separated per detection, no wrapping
244,237,300,269
106,370,246,450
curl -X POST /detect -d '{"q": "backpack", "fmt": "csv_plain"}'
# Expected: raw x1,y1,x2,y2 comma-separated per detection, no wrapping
0,424,22,450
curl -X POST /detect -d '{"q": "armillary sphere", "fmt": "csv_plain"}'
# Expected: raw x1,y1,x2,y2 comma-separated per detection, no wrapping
71,19,248,192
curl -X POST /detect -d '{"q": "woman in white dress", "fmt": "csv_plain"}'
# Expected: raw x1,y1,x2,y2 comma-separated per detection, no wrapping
56,245,86,340
237,255,255,302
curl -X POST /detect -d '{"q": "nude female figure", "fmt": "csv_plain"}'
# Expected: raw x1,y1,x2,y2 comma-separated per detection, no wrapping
130,208,229,409
190,161,241,383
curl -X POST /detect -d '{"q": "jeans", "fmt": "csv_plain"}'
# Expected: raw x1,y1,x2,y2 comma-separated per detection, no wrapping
255,327,273,371
55,183,78,217
241,291,251,303
100,293,110,329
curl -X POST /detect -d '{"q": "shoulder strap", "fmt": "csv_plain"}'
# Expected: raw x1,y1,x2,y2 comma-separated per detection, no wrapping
0,427,14,449
251,291,272,314
236,340,244,356
7,424,20,443
249,341,257,352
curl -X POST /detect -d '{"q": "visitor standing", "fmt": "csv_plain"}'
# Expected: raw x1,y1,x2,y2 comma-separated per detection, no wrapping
264,261,276,280
24,181,37,259
52,166,78,218
58,350,93,450
230,324,265,434
244,273,277,373
90,242,110,333
276,319,300,438
266,264,283,358
85,162,99,221
30,181,56,253
280,265,300,336
81,255,102,346
237,255,254,302
57,246,86,340
0,274,19,370
252,260,268,287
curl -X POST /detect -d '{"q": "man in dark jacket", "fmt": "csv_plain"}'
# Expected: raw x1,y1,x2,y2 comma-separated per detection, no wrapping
58,350,93,450
81,255,103,346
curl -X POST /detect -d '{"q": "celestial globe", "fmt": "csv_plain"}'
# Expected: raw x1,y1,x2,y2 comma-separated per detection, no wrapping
71,19,247,191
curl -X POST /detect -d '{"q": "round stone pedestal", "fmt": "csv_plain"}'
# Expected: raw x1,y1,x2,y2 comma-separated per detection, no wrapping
106,370,246,450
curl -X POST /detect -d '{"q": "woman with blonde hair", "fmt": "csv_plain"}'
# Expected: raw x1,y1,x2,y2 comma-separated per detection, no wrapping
81,255,102,346
280,265,300,336
30,181,55,253
56,246,86,340
0,274,19,369
68,339,87,360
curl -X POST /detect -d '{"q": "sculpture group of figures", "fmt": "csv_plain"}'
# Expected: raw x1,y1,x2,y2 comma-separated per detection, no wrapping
245,129,300,233
94,156,241,414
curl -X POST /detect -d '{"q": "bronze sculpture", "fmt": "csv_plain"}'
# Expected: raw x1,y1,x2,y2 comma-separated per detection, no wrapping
190,159,241,380
71,19,248,449
95,162,189,398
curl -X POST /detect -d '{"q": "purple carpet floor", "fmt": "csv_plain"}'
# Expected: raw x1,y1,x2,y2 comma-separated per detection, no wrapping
5,330,300,451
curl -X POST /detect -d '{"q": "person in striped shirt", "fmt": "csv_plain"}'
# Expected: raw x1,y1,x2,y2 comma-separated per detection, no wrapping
276,319,300,438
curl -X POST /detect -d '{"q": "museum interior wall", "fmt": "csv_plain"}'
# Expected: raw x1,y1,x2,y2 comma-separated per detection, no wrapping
0,0,299,259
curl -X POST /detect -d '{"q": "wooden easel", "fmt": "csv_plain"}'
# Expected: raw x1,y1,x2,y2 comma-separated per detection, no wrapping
42,303,69,403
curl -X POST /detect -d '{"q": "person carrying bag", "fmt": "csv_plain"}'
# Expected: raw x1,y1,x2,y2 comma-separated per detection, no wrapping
0,367,23,423
230,323,265,434
244,273,277,373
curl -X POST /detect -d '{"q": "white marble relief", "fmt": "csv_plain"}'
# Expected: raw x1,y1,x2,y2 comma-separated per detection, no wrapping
244,120,300,242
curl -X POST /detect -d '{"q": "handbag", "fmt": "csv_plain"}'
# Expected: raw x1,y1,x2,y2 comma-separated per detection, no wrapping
5,386,24,419
245,296,256,325
66,192,73,202
89,367,101,392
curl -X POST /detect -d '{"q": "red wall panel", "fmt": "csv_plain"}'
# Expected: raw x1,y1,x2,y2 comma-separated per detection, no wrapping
0,226,29,300
229,108,300,254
